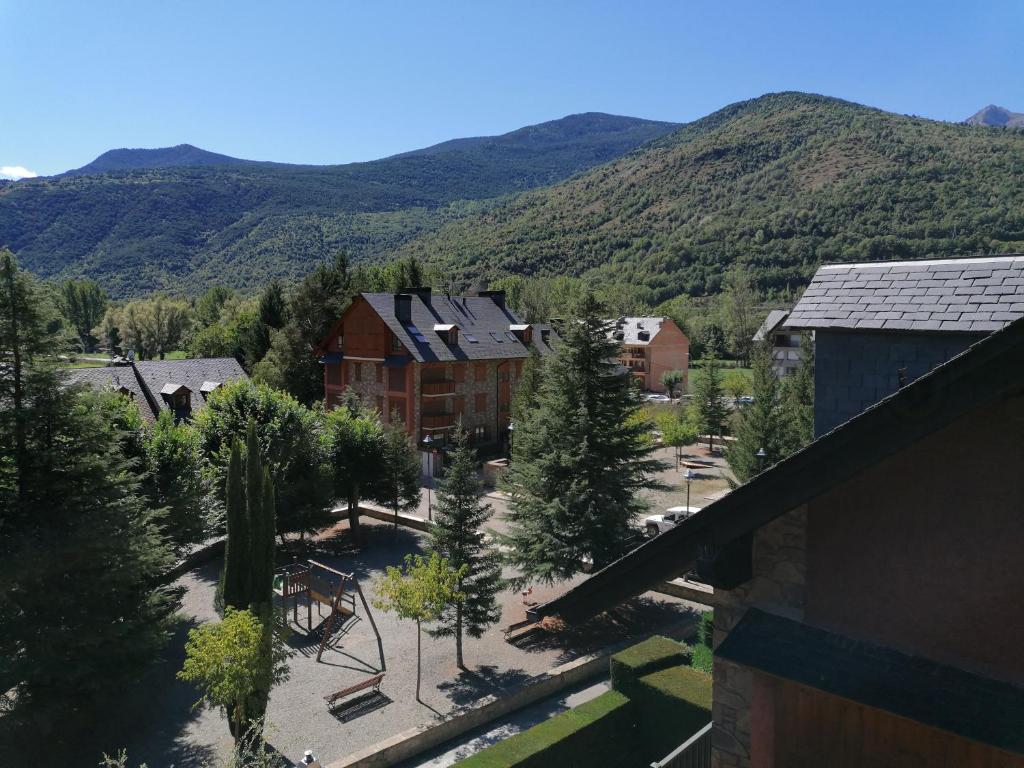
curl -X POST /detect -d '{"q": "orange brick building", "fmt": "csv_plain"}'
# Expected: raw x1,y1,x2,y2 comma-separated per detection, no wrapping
610,316,689,393
319,289,555,452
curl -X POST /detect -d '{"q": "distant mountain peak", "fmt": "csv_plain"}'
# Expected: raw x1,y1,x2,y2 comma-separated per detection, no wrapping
64,144,255,176
965,105,1024,128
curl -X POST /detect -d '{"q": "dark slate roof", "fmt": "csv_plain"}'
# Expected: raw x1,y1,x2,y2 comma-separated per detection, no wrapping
718,609,1024,754
752,309,789,342
133,358,247,417
608,317,670,346
66,358,247,422
360,292,557,362
785,255,1024,333
66,366,149,412
531,314,1024,623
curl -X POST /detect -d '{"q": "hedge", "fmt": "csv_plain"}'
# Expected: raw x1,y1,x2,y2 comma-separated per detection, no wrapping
631,666,713,762
609,635,690,698
458,690,638,768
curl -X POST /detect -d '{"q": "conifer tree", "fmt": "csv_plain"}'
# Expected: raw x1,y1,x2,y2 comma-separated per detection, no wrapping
380,414,422,529
222,439,250,613
511,345,544,423
727,342,787,483
781,334,815,451
429,424,502,668
0,249,177,736
694,339,728,451
503,294,664,583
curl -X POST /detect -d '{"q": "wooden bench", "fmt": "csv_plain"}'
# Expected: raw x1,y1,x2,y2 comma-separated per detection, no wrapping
324,673,385,708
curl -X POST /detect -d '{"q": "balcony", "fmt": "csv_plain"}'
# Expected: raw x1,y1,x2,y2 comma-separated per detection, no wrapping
421,413,456,430
421,380,456,397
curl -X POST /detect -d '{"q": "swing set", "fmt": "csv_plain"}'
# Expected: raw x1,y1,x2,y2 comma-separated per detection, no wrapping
273,559,385,668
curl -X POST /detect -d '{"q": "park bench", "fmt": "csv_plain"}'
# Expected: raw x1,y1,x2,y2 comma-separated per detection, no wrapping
324,673,385,709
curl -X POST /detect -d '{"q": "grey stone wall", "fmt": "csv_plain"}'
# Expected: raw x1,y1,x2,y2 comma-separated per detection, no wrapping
814,330,982,436
711,506,807,768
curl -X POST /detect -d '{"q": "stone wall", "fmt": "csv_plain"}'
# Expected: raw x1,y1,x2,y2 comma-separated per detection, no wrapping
814,330,981,436
711,505,807,768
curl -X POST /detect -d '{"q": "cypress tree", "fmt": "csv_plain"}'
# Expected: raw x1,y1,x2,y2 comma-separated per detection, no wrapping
503,293,664,583
727,342,786,483
222,439,250,612
429,424,502,668
694,340,728,451
781,334,815,451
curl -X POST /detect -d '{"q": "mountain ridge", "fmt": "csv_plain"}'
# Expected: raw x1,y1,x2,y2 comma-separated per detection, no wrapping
965,105,1024,128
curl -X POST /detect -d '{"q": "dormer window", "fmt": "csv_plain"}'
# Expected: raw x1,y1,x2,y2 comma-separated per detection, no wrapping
434,323,458,345
509,324,533,344
160,383,192,421
199,381,221,395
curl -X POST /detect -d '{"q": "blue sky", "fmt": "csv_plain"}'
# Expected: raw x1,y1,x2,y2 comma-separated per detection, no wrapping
2,0,1021,177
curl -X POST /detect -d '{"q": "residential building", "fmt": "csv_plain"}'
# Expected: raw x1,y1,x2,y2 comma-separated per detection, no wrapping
318,289,556,455
784,255,1024,435
751,309,804,379
530,316,1024,768
66,357,247,423
609,316,689,393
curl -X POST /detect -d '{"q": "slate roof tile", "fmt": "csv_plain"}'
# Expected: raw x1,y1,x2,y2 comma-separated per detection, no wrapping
784,256,1024,332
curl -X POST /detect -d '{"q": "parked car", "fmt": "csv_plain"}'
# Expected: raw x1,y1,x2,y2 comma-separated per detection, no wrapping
737,395,755,405
644,506,700,537
645,393,672,403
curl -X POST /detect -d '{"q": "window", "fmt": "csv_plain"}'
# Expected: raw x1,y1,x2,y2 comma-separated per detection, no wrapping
407,325,429,344
453,365,466,383
353,361,362,381
391,334,403,353
506,331,518,342
453,395,465,416
335,334,344,351
389,365,407,392
326,364,342,386
514,360,523,378
475,392,488,413
473,425,487,443
475,362,488,381
489,332,503,343
376,363,383,383
464,333,478,343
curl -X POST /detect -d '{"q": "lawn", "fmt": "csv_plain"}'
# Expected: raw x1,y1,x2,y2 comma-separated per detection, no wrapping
686,362,752,396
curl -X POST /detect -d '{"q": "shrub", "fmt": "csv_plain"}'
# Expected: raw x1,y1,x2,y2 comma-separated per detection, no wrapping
697,610,714,647
631,666,712,761
458,690,637,768
609,635,689,697
690,643,713,674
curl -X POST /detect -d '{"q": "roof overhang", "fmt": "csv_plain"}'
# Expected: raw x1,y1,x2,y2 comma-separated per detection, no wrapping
160,382,190,396
719,609,1024,755
199,380,221,393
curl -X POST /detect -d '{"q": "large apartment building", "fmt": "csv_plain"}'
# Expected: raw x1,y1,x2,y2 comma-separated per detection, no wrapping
609,316,689,393
318,288,555,454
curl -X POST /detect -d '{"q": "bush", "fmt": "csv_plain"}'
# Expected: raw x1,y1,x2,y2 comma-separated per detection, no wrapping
458,690,637,768
631,666,712,761
609,635,690,697
690,643,713,674
697,611,714,647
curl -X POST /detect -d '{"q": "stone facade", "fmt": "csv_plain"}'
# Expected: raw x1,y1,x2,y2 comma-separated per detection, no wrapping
813,330,982,436
711,505,807,768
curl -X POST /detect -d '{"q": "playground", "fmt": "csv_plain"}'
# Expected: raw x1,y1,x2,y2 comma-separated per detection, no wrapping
75,517,702,768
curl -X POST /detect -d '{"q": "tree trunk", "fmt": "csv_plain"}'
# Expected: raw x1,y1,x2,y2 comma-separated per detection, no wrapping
455,603,464,669
415,619,422,702
348,495,361,542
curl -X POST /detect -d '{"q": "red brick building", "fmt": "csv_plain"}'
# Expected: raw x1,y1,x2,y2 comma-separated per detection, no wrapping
319,288,555,452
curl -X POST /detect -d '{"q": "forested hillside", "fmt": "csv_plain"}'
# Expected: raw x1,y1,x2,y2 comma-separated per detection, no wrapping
395,92,1024,304
0,113,677,297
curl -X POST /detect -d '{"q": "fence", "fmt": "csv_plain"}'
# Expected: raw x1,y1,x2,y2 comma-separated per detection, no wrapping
650,722,712,768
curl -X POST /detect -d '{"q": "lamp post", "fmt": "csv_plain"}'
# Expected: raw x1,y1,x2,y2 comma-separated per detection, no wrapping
423,433,434,521
684,468,695,511
756,447,766,474
507,420,515,460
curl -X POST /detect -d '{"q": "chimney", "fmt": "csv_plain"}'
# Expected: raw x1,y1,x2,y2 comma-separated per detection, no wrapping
410,287,432,304
479,290,506,309
395,294,413,324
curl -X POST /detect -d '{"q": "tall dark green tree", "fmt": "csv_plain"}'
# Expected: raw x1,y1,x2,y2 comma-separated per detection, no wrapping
219,420,278,737
503,294,664,583
781,334,815,452
428,424,502,668
144,410,210,554
511,345,544,424
727,343,787,483
693,339,728,451
380,414,422,529
0,249,177,738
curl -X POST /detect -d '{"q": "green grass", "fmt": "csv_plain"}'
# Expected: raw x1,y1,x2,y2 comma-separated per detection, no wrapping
610,635,690,695
687,365,752,395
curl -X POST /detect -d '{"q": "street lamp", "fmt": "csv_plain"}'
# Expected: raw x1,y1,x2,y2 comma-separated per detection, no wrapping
756,447,766,474
684,468,696,511
422,433,434,521
507,421,515,460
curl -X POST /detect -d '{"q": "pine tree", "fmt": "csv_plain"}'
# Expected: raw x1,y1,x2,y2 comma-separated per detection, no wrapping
379,415,422,529
781,333,815,451
727,342,787,483
503,293,664,583
0,249,177,737
428,424,502,668
694,340,728,451
511,345,544,423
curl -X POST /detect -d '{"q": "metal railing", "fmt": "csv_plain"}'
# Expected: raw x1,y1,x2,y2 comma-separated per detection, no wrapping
650,722,712,768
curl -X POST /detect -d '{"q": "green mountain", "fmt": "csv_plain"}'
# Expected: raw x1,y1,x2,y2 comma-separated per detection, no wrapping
0,113,678,296
394,92,1024,303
